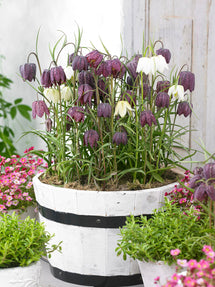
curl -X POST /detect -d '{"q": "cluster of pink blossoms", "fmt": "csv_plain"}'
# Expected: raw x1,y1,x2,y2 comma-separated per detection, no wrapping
165,170,202,218
154,245,215,287
0,147,47,212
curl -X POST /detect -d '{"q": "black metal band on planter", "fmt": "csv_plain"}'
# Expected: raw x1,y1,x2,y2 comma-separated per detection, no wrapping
38,204,152,228
50,265,143,287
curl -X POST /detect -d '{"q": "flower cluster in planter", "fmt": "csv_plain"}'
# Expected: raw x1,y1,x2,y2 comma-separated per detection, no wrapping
158,245,215,287
0,147,47,212
20,30,195,189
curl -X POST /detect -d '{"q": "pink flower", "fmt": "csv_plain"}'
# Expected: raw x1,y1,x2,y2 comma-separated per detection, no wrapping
170,249,181,256
179,198,186,204
177,259,188,267
187,259,197,269
154,276,160,283
0,204,6,211
184,277,196,286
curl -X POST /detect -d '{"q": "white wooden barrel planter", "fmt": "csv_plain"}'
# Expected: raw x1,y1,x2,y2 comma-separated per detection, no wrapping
33,174,177,287
0,261,41,287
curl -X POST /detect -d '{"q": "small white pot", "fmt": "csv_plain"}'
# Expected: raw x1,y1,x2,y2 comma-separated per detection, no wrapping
0,261,41,287
137,260,176,287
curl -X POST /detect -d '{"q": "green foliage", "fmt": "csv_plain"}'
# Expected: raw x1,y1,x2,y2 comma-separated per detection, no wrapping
0,72,32,157
116,199,215,264
0,213,61,268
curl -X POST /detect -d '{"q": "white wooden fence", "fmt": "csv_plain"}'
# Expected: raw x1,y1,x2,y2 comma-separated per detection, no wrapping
122,0,215,165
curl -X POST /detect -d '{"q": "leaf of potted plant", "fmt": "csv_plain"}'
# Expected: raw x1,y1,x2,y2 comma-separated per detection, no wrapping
19,28,196,286
0,212,61,287
116,199,215,287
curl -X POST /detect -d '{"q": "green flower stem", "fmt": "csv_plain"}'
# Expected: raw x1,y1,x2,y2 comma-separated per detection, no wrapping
156,108,168,170
110,76,117,179
57,86,66,165
133,105,139,182
95,76,106,178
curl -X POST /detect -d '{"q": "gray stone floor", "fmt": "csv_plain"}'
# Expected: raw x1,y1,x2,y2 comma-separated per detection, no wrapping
39,258,144,287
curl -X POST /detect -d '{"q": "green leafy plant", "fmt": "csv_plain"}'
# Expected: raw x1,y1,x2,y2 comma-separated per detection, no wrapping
0,212,61,268
0,71,32,157
116,199,215,265
20,29,195,189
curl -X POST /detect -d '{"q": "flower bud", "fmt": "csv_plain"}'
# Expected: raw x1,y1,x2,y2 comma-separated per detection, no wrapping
156,48,171,64
72,55,88,71
32,100,49,119
67,107,85,123
113,132,128,145
177,101,193,117
156,81,170,93
41,69,52,88
178,71,195,92
50,66,66,86
19,63,36,82
86,50,103,68
68,53,76,65
78,84,94,105
84,130,99,148
140,110,157,127
45,118,52,132
97,103,111,118
155,92,170,108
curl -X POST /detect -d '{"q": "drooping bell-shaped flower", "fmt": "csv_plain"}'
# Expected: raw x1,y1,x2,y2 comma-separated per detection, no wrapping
60,86,73,101
126,54,141,80
203,163,215,181
113,132,128,145
50,66,66,86
114,101,133,117
189,174,203,189
193,183,208,202
111,58,126,78
68,53,75,65
78,84,94,105
155,92,170,108
41,69,52,88
97,79,109,101
178,71,195,92
64,66,74,80
86,50,103,69
136,55,168,75
78,70,95,88
102,60,112,77
156,48,171,64
45,118,52,132
140,110,157,127
97,103,112,118
67,107,85,123
177,101,193,117
72,55,88,72
19,63,36,82
156,81,170,93
168,84,185,101
84,129,99,148
32,100,50,119
44,88,60,103
120,91,136,107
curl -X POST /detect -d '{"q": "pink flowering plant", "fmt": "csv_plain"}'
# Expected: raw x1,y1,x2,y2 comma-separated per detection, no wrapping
159,245,215,287
19,29,195,189
0,147,47,213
